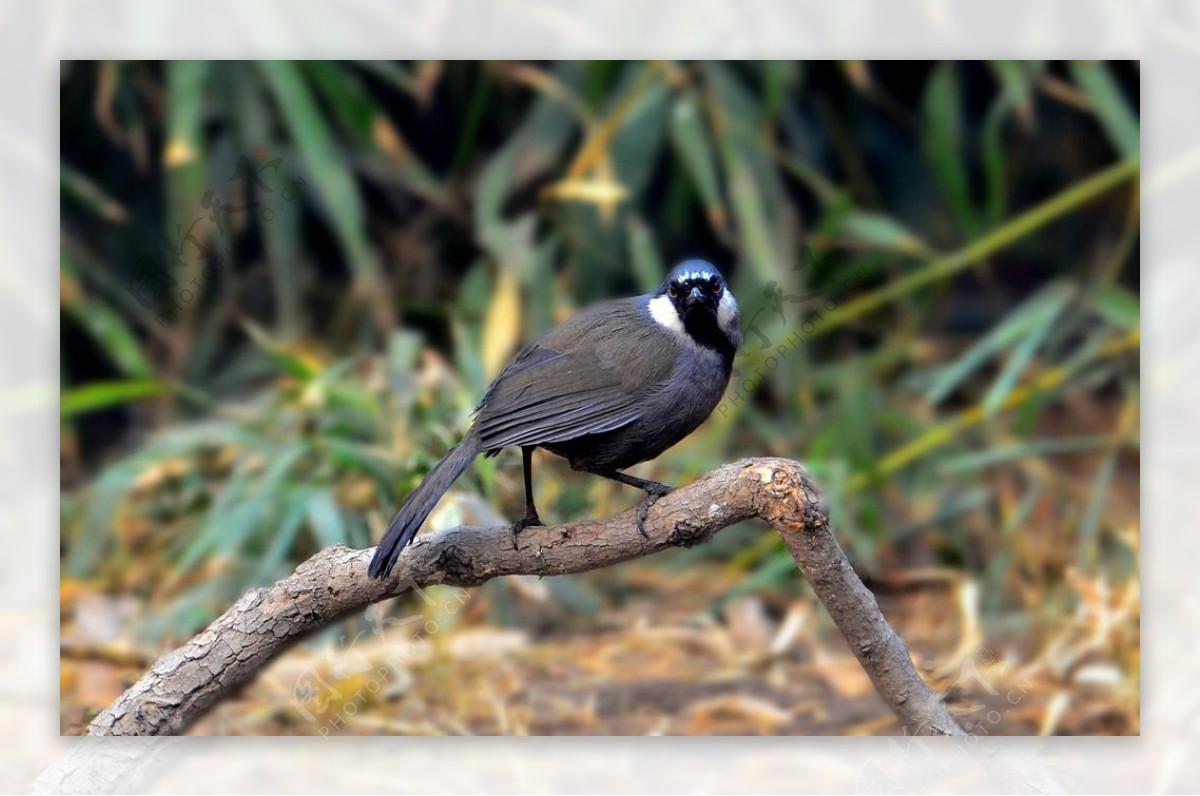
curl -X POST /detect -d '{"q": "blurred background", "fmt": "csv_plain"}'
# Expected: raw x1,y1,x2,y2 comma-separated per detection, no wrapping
59,60,1139,736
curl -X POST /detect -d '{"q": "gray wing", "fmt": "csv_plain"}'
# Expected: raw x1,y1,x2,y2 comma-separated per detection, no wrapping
474,345,643,450
473,300,677,452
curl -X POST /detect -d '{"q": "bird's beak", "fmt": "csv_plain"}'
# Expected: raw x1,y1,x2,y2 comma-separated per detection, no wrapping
685,285,718,314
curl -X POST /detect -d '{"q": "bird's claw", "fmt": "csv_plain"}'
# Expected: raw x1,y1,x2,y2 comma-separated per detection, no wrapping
635,486,674,539
509,513,543,550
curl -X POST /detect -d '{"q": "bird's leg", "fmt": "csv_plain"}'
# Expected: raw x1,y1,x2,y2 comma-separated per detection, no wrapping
510,446,543,549
592,470,674,539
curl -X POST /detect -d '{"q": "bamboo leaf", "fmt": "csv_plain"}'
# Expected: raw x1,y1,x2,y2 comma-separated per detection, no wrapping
922,62,978,238
981,60,1037,228
302,61,374,146
164,60,207,171
941,435,1112,472
520,235,560,338
926,285,1066,406
178,444,306,572
983,284,1072,414
669,92,727,232
165,61,209,246
706,63,788,285
258,60,389,324
63,259,153,379
258,61,365,261
852,328,1138,491
353,60,420,98
475,67,581,254
241,319,320,381
1095,284,1140,330
482,265,522,380
984,478,1043,615
61,380,172,419
1071,60,1140,158
306,489,348,547
60,163,128,223
256,488,312,581
450,65,493,175
627,216,666,293
981,97,1011,228
607,65,670,201
231,71,304,337
815,157,1138,340
325,440,397,487
992,60,1033,109
563,62,660,182
1078,448,1118,567
836,211,933,256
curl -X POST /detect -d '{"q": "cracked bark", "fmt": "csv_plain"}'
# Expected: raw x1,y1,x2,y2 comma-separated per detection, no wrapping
82,457,966,738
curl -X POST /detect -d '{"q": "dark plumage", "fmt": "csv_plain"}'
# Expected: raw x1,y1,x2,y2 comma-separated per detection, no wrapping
368,260,742,579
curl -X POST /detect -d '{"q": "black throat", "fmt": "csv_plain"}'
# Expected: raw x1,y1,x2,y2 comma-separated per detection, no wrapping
683,308,737,369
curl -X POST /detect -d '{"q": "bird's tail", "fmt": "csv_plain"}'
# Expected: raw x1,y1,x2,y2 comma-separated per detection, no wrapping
368,431,480,579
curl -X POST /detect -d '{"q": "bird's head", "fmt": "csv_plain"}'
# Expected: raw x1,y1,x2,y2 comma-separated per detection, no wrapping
649,260,741,355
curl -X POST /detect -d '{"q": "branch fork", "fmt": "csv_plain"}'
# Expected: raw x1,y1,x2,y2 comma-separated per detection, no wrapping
83,457,965,738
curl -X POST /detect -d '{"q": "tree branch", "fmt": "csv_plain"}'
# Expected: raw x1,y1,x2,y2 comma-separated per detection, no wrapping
84,457,964,737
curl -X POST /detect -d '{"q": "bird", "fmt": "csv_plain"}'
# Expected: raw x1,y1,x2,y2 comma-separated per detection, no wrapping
368,260,742,579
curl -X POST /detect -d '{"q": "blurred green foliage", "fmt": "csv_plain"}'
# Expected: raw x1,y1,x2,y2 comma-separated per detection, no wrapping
60,61,1139,638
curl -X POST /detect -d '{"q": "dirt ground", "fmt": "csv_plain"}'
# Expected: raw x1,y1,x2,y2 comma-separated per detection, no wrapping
60,547,1139,737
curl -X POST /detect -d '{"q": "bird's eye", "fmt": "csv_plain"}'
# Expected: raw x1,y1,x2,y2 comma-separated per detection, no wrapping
710,278,723,297
667,285,678,298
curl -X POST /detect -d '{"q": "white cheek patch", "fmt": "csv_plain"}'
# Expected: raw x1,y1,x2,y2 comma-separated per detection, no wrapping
648,294,687,338
717,289,739,332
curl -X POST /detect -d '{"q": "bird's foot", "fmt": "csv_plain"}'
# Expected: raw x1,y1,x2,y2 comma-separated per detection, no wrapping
509,511,543,550
642,481,675,497
635,485,674,539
